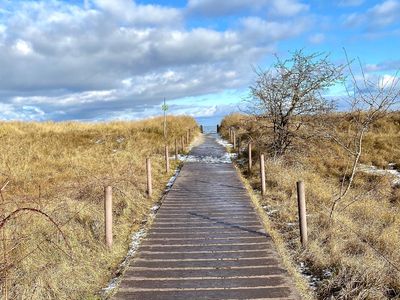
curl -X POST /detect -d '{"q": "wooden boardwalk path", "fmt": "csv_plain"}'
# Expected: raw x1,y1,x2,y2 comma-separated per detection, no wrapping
113,133,300,300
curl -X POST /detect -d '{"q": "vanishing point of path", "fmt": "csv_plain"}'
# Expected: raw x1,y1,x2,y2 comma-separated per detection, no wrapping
113,133,300,300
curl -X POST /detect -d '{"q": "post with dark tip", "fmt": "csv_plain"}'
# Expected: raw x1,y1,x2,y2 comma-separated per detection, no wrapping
217,124,220,133
104,186,112,249
296,181,308,247
260,154,266,196
200,125,203,133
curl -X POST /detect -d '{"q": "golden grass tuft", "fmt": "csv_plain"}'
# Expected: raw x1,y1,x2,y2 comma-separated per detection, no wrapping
221,111,400,299
0,116,198,299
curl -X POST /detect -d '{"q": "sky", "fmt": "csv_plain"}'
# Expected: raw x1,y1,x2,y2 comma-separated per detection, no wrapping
0,0,399,124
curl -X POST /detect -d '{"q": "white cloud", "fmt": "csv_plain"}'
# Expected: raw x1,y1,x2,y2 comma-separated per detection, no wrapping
187,0,308,17
309,33,325,44
0,0,312,121
241,17,311,42
92,0,182,26
269,0,309,16
378,74,398,89
13,39,34,56
343,0,400,28
369,0,400,26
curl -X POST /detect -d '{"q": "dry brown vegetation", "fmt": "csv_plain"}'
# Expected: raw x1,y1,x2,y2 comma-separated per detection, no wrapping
0,116,198,299
221,112,400,299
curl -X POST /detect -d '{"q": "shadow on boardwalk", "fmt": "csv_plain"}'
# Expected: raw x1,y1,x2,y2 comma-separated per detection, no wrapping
112,133,301,300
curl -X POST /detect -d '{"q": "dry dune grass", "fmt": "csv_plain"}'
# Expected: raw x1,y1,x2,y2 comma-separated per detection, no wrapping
0,116,198,299
221,112,400,299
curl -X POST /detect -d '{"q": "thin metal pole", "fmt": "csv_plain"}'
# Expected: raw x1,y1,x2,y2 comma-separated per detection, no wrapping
165,145,170,173
296,181,308,247
248,142,252,173
146,158,152,198
104,186,112,249
260,154,266,196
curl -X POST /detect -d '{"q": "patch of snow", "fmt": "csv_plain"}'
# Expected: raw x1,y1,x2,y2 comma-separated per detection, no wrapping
178,153,235,164
102,229,147,296
267,209,279,216
95,139,104,144
165,169,180,192
323,269,333,278
102,165,181,297
262,205,279,216
216,137,233,148
116,137,125,143
151,205,160,212
299,261,322,290
359,164,400,186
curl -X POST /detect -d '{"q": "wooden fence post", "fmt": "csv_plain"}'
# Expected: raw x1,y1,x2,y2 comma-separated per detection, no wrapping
104,186,112,249
233,131,236,150
181,135,185,151
296,181,308,247
165,145,170,173
186,130,190,145
260,154,266,196
175,139,178,160
229,128,232,143
146,158,152,198
217,124,220,133
248,142,252,173
200,125,203,133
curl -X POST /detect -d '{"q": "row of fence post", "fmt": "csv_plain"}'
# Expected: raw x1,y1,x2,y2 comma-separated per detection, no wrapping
104,125,199,249
223,125,308,247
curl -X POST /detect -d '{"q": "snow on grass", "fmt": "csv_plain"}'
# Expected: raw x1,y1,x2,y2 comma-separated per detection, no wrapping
101,165,181,297
165,168,180,192
359,163,400,186
299,261,333,290
101,228,147,296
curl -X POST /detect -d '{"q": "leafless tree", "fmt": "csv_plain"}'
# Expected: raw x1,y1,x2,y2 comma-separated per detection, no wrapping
328,50,400,217
248,50,344,157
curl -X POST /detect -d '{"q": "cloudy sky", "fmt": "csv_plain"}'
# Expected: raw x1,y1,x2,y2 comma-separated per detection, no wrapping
0,0,399,123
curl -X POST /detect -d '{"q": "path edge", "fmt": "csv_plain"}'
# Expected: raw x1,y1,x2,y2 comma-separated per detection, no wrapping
103,162,186,300
232,163,315,300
